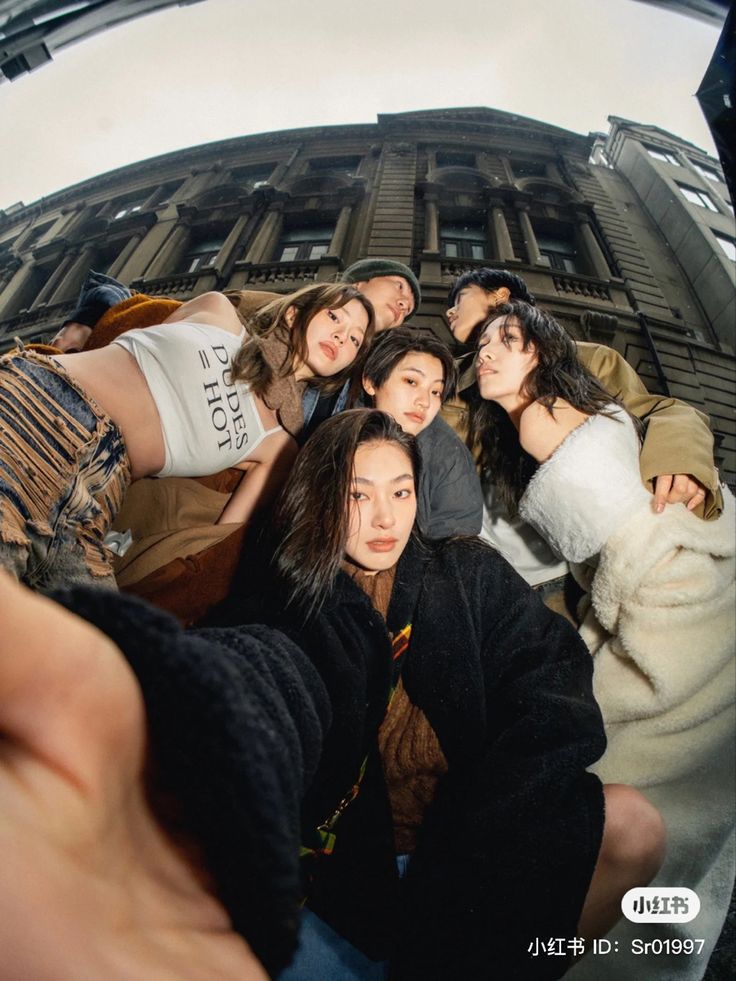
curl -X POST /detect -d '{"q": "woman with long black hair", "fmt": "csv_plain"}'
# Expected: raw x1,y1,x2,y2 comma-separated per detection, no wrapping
468,301,735,981
0,408,664,981
226,408,664,980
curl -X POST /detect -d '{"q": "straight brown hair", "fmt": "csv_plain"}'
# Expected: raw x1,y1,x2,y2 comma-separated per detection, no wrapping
230,283,375,397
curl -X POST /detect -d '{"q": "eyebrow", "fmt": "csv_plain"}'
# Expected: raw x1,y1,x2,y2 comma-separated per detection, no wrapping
396,280,415,312
400,366,444,386
352,474,414,486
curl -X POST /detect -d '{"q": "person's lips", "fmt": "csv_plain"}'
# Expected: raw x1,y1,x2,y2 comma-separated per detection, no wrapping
366,538,398,553
319,341,337,361
405,412,425,426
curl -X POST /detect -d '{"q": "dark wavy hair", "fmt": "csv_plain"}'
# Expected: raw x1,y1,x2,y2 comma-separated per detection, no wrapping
272,409,421,618
468,301,630,514
448,268,536,307
231,283,375,397
362,327,458,402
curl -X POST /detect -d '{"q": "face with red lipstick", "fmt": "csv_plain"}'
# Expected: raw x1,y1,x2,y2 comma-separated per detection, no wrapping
298,298,370,379
345,440,417,574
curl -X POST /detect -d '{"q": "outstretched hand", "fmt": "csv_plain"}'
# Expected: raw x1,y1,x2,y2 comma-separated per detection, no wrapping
0,571,266,980
653,473,707,514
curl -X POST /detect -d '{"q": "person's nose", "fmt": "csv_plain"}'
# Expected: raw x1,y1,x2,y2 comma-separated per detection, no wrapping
478,344,495,363
415,387,430,408
372,495,396,529
332,325,346,345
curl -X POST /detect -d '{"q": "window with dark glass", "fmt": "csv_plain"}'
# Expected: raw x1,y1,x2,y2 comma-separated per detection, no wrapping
276,225,334,262
691,161,722,183
91,242,123,275
440,222,486,260
21,221,54,249
677,184,719,212
231,163,277,189
645,146,680,166
509,158,548,178
112,201,143,221
535,226,579,273
714,233,736,262
181,236,225,272
436,151,476,169
307,156,361,177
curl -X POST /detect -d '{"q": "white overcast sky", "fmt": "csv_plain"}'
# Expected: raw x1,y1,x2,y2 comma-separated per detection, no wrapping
0,0,723,211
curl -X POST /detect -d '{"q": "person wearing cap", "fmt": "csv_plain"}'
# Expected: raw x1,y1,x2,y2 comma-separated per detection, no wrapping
51,261,420,442
51,261,420,620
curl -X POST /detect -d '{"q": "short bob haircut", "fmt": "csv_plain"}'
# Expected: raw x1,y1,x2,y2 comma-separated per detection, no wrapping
448,268,535,307
231,282,375,397
273,409,421,618
362,327,459,403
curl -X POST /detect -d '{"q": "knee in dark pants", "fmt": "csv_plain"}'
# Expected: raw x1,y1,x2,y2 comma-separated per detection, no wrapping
601,784,667,885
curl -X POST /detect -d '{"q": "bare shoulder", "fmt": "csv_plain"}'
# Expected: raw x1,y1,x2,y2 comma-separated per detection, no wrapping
519,400,591,463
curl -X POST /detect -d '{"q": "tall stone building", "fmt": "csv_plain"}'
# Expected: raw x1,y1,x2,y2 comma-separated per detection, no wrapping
0,106,733,481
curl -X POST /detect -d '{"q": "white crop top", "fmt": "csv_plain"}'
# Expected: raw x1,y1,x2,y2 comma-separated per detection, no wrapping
113,320,283,478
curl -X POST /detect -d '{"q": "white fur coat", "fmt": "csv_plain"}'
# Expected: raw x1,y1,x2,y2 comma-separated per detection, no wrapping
521,408,735,981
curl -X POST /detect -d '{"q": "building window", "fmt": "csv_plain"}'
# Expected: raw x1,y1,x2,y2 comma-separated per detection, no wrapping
691,161,722,183
276,225,334,262
436,151,476,169
440,222,486,260
645,146,680,166
21,221,54,249
108,191,150,221
181,236,224,272
714,233,736,262
677,184,719,212
509,158,547,178
113,203,143,220
536,227,579,273
590,145,613,168
231,163,277,189
307,156,361,177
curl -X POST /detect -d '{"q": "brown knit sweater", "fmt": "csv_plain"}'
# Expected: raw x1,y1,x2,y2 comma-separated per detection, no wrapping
342,561,448,854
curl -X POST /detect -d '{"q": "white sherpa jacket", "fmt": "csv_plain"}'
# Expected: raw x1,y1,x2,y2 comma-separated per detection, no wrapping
520,406,735,981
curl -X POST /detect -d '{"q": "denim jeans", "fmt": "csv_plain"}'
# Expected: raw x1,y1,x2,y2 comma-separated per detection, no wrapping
65,269,133,327
0,350,130,591
278,856,410,979
277,908,388,981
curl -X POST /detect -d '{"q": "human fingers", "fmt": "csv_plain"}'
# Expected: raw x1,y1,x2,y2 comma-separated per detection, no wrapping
686,483,707,511
653,474,673,513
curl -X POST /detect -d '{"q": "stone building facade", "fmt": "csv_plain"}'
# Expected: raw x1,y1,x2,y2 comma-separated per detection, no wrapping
0,106,733,481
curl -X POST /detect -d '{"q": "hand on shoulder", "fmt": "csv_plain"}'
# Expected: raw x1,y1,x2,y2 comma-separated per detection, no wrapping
519,400,591,463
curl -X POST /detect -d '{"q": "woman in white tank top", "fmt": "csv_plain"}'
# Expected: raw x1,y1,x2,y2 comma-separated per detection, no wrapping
0,283,374,591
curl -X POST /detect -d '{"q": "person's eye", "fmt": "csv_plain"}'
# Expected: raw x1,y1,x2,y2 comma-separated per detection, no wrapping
350,490,367,501
328,310,338,322
350,334,361,348
432,389,443,398
403,377,416,386
394,488,413,499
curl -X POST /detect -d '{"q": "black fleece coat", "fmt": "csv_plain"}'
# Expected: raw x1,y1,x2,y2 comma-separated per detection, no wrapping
51,586,330,979
217,535,607,980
